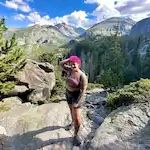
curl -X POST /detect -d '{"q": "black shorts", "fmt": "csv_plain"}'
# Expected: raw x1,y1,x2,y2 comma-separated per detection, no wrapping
66,89,81,105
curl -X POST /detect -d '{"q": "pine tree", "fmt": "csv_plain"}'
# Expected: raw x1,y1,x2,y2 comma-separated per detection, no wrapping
0,19,25,94
100,34,124,87
142,42,150,78
131,37,141,79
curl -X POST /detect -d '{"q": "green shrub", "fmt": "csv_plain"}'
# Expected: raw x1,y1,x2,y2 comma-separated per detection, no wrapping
0,19,25,94
50,66,66,100
38,52,57,65
108,79,150,109
87,83,104,90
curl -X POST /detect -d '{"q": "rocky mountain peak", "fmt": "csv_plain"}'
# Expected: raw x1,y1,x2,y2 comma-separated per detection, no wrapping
81,17,135,38
55,23,85,38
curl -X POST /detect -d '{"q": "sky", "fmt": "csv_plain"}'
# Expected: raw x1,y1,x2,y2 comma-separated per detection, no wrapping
0,0,150,29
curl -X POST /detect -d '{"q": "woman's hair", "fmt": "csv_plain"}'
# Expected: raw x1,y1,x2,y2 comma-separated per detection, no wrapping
68,56,81,65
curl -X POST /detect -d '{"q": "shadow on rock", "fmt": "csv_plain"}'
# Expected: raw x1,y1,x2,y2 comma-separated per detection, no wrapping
0,126,73,150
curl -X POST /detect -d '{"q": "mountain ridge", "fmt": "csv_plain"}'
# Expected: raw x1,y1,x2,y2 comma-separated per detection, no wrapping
80,17,135,38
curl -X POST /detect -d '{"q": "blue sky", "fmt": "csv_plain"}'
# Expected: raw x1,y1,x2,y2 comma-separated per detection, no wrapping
0,0,150,29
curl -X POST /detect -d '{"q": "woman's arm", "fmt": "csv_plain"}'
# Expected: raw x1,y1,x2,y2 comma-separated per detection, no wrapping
59,58,71,72
74,73,88,107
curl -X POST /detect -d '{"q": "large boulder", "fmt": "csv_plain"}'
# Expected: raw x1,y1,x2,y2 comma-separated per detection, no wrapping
0,97,72,150
89,102,150,150
15,59,55,104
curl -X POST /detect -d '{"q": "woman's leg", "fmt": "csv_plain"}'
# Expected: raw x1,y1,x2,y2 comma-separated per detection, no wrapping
66,90,74,127
73,107,81,136
72,107,82,146
68,104,74,124
65,104,75,130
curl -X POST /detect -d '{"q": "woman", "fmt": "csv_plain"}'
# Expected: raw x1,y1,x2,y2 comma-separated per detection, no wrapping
60,55,88,146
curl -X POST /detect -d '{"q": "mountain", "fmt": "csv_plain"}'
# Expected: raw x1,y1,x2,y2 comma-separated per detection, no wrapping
129,17,150,55
5,23,85,54
55,23,85,38
81,17,135,38
5,24,68,47
130,17,150,38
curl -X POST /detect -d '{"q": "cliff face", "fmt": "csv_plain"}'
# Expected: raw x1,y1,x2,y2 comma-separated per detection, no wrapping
129,17,150,56
130,17,150,38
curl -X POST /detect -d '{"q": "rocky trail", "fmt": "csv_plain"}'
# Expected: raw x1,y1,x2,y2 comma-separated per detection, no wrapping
0,89,108,150
0,85,150,150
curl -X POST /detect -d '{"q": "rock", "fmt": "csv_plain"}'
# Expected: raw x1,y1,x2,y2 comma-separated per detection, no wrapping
92,115,104,126
85,90,109,119
38,62,54,73
86,97,106,106
87,88,105,94
0,96,98,150
0,99,79,150
16,59,55,104
28,88,50,104
0,134,11,150
16,59,55,90
0,126,7,135
2,97,22,105
87,110,104,125
7,85,29,96
89,102,150,150
0,88,110,150
86,95,104,107
86,89,107,106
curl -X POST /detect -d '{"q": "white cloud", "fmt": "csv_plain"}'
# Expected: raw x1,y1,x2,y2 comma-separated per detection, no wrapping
27,12,52,25
26,10,89,29
84,0,150,23
14,0,25,4
14,13,26,20
92,4,121,22
0,0,31,12
84,0,121,23
115,0,150,21
5,1,18,9
19,4,31,12
84,0,100,4
51,11,89,28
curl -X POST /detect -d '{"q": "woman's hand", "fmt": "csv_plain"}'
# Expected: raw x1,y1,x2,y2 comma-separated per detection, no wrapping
73,103,80,108
59,58,70,65
59,58,71,71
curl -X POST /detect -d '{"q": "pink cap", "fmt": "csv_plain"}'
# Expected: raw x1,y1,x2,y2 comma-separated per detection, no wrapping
69,56,81,65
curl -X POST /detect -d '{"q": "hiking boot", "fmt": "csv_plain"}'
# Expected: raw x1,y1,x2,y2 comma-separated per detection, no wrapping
73,135,82,146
